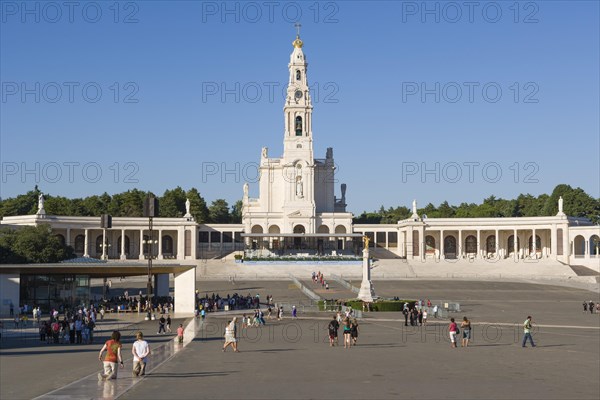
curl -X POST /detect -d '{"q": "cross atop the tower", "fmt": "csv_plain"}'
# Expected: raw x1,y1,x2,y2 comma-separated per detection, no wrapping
295,23,302,37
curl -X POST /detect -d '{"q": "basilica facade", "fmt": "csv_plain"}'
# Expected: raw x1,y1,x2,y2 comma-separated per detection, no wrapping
1,34,598,269
240,34,358,258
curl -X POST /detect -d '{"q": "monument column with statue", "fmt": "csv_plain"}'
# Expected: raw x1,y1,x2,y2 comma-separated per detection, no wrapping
357,235,376,303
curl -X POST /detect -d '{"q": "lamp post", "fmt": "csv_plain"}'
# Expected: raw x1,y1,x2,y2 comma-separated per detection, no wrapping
142,231,158,299
143,195,159,307
100,214,112,299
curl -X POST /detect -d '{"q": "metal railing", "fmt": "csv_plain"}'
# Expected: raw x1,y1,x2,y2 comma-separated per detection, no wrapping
288,274,321,301
329,274,360,294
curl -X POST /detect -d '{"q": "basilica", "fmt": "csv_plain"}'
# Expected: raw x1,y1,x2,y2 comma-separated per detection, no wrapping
1,33,599,313
240,33,360,259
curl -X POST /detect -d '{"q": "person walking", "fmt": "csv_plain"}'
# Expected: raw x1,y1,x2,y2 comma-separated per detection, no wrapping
522,316,536,348
166,316,172,333
422,309,428,325
157,315,166,334
177,324,184,344
448,318,459,348
460,316,471,347
132,331,150,377
351,318,359,346
75,317,83,344
343,317,352,349
589,301,595,314
582,301,588,313
402,307,409,326
328,315,339,347
98,331,123,381
223,317,239,352
292,306,297,318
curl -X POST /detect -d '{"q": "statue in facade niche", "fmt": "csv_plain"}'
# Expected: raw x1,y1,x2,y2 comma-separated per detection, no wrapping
296,177,303,198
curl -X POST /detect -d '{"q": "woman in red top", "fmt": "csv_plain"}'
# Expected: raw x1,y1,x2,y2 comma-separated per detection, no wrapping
448,318,458,348
98,331,123,381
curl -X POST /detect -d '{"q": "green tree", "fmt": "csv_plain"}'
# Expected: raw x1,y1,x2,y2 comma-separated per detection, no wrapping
160,187,187,218
543,184,600,222
230,200,243,223
0,187,39,217
437,201,456,218
353,212,382,224
186,188,209,223
209,199,230,223
0,228,21,263
1,225,74,263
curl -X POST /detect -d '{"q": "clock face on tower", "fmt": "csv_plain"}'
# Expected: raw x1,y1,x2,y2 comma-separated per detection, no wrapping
294,90,303,100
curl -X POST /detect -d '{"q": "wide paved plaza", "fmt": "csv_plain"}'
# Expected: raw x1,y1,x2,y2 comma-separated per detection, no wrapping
1,279,599,399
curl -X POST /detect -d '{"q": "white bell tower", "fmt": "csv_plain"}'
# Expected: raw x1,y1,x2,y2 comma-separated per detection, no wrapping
283,24,314,161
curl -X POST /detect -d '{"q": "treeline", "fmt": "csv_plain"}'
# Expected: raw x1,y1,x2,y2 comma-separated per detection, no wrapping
354,184,600,224
0,186,243,224
1,184,598,226
0,225,74,264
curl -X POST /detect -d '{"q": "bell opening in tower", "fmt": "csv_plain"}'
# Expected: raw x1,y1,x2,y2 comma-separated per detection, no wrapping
295,116,303,136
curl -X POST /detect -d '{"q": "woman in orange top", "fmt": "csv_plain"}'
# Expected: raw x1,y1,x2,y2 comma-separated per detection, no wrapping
98,331,123,381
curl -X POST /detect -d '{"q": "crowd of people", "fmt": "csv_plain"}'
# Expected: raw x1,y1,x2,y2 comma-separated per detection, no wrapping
311,271,329,290
195,291,274,313
37,306,98,345
327,309,359,349
401,299,435,326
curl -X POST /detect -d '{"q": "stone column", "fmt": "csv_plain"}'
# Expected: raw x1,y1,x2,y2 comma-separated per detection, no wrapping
66,228,71,248
101,229,107,260
139,229,145,260
420,226,426,262
562,225,570,264
191,227,198,260
158,229,164,260
177,227,185,259
513,229,518,260
550,225,557,258
357,246,375,302
120,229,126,260
83,229,89,257
385,231,389,250
476,230,481,258
532,228,537,258
458,230,462,259
495,229,499,256
440,230,444,260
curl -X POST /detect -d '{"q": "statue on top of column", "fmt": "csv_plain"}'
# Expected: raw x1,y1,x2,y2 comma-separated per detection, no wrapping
36,193,46,216
184,198,192,219
412,199,418,215
557,196,565,216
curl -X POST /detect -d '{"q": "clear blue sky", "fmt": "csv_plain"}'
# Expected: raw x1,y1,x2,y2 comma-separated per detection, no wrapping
1,0,598,214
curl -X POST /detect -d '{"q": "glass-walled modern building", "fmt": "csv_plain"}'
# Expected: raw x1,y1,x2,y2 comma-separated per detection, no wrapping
20,274,90,313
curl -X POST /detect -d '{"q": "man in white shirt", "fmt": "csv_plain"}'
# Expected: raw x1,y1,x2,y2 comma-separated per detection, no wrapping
132,331,151,376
